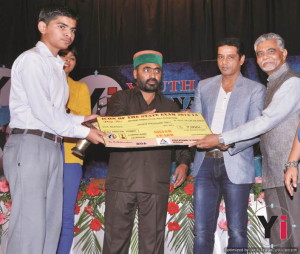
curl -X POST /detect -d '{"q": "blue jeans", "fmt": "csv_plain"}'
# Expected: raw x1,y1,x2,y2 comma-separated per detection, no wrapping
193,158,250,254
57,162,82,254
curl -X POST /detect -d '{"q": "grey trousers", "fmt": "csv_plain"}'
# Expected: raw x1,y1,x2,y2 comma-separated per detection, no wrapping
265,186,300,253
3,134,63,254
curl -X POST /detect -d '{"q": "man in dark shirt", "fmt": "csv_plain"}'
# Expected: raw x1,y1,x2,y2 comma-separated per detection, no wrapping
103,50,191,254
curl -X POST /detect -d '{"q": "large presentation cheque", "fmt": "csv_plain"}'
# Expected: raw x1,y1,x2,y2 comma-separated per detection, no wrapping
96,112,211,148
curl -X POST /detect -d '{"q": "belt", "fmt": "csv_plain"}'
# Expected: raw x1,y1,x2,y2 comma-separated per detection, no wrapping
11,128,63,144
63,137,79,143
205,150,223,158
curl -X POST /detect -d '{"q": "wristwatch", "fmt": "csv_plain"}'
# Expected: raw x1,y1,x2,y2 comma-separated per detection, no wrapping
219,134,225,145
284,161,299,173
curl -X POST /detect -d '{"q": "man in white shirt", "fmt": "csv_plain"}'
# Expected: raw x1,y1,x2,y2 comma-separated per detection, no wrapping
3,5,104,254
191,38,265,254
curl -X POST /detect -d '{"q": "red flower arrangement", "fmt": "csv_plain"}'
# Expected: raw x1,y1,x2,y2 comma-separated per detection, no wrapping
84,206,94,216
0,213,8,225
167,221,181,231
77,190,83,200
168,202,180,215
74,204,80,214
169,183,174,193
187,213,194,219
218,219,228,231
73,180,106,252
0,180,9,193
86,183,101,196
0,178,11,231
90,218,102,231
74,226,80,233
183,183,194,195
74,177,196,253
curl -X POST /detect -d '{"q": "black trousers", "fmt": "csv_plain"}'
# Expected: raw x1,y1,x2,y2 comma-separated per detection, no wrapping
103,190,169,254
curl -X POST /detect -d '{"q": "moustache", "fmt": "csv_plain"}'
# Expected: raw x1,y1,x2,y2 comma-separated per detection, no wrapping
146,78,159,84
261,60,274,65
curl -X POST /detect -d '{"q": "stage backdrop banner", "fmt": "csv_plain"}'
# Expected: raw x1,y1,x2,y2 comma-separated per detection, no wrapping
1,56,300,113
68,56,300,115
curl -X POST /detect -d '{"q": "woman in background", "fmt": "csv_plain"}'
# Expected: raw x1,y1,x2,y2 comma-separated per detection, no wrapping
57,46,91,254
0,105,10,176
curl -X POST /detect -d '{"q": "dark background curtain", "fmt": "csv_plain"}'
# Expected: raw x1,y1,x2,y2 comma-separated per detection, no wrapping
1,0,300,69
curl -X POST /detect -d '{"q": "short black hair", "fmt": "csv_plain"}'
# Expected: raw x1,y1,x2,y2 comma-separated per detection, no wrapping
38,4,78,24
58,45,78,58
216,37,245,58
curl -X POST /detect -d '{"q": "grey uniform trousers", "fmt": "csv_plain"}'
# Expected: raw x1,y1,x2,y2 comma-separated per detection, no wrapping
3,134,63,254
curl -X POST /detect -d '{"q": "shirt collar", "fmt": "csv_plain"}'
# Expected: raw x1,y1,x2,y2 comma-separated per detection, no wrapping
268,63,289,82
36,41,65,64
